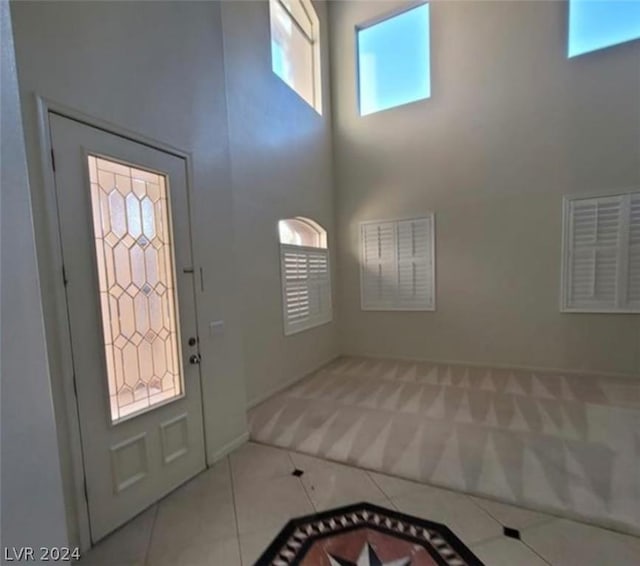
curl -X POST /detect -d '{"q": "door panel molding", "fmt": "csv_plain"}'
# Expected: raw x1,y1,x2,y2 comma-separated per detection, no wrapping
110,433,149,493
160,413,190,465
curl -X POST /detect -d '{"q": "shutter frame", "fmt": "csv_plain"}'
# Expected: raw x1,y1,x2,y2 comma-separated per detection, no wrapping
561,191,640,313
280,244,332,335
360,215,436,311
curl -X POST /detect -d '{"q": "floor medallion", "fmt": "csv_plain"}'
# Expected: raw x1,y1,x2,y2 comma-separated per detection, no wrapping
255,502,484,565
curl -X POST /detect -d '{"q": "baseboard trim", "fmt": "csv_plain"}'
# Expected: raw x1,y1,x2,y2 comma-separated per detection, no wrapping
347,351,639,380
207,431,249,466
246,352,638,411
247,355,341,409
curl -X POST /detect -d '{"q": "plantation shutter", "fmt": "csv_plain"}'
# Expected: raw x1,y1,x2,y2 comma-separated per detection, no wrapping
281,244,332,335
563,192,640,312
361,216,435,311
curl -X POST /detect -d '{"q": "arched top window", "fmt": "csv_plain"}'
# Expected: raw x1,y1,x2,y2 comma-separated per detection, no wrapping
278,216,332,334
278,217,327,248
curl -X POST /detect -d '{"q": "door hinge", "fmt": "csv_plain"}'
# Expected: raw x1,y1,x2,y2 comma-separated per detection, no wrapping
62,264,68,287
50,148,56,172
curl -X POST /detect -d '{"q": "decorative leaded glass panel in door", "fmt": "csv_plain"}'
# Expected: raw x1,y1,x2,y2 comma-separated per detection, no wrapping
88,155,184,423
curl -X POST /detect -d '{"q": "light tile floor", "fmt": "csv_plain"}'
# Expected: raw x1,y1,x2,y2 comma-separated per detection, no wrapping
79,442,640,566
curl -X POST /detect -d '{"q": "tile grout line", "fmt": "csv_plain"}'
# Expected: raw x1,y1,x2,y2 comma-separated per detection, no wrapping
520,517,557,531
519,539,554,566
466,495,558,537
287,451,318,512
518,524,556,566
365,470,436,500
365,470,400,508
466,497,555,565
227,456,245,566
142,503,160,566
465,492,508,526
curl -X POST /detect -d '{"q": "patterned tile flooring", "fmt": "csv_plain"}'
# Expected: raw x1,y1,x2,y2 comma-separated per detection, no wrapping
79,442,640,565
249,357,640,535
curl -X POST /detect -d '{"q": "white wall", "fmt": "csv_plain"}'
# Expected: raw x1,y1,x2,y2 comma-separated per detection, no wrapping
221,0,339,405
1,0,69,555
330,0,640,375
9,0,249,543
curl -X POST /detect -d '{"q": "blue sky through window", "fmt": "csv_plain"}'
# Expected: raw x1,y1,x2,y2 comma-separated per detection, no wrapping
358,3,430,116
272,40,288,82
569,0,640,57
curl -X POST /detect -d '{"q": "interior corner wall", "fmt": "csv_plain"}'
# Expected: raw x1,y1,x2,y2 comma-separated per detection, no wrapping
330,0,640,376
1,0,68,554
9,0,248,515
221,0,339,406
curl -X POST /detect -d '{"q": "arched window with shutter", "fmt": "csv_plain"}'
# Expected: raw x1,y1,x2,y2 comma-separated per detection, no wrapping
278,217,332,335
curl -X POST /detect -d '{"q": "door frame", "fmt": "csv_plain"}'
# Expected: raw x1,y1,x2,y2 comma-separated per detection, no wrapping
34,96,206,551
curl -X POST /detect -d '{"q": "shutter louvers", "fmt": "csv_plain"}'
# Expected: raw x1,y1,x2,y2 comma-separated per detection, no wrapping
568,198,621,309
564,192,639,313
281,244,332,335
361,222,396,309
361,216,435,311
568,200,597,305
627,193,640,305
568,197,621,309
397,218,433,309
283,249,310,323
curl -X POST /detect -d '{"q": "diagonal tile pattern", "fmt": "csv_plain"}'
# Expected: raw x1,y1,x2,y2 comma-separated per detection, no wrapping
249,356,640,534
78,442,640,565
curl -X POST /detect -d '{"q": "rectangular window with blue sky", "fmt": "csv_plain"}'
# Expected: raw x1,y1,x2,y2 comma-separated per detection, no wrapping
357,3,431,116
569,0,640,57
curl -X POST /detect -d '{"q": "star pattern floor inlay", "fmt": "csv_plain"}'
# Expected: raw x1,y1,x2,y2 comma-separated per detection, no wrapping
327,541,411,566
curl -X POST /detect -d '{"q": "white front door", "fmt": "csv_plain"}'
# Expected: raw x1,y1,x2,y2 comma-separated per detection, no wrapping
49,114,206,542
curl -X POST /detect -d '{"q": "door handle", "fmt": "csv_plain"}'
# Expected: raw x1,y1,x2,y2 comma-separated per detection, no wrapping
189,354,201,365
